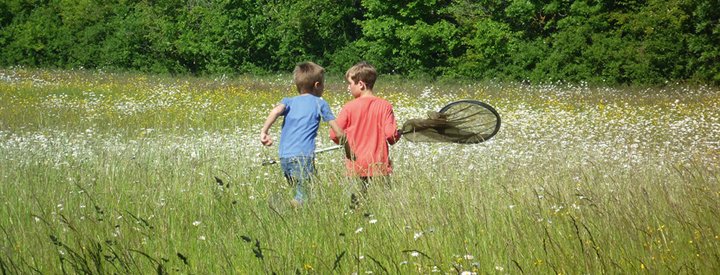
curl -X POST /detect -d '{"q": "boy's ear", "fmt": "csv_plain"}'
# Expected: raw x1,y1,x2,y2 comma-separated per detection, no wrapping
312,81,324,96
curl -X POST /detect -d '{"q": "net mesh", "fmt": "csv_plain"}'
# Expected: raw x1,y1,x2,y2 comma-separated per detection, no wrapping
400,101,500,144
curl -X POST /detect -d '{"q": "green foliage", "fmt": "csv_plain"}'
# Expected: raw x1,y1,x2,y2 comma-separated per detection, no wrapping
1,3,64,66
0,0,718,84
352,0,459,76
257,0,362,72
449,19,518,79
685,0,720,82
533,0,607,82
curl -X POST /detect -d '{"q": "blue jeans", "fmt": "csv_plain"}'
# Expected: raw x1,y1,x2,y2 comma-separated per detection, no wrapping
280,156,315,203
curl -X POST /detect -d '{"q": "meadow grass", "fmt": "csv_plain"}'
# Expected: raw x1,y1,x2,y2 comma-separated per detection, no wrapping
1,68,719,274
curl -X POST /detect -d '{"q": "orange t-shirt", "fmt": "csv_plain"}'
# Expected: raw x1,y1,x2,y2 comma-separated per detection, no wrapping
330,96,401,177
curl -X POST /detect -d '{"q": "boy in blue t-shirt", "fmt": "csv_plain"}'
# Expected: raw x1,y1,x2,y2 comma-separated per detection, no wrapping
260,62,344,206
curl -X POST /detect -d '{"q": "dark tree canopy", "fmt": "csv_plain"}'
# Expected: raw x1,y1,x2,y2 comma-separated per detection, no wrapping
1,0,718,84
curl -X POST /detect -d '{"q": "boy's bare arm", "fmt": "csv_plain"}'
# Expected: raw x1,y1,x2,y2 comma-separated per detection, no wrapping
328,120,344,138
328,120,346,144
328,119,353,160
329,111,347,144
384,108,401,145
260,104,285,146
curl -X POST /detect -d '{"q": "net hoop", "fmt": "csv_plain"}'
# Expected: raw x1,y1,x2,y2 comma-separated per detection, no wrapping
439,99,501,143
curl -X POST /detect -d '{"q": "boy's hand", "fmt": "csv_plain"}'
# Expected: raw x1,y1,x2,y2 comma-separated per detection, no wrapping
260,103,285,147
260,132,273,146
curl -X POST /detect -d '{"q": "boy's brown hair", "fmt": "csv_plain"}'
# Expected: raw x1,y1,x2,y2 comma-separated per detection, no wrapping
293,62,325,94
345,61,377,90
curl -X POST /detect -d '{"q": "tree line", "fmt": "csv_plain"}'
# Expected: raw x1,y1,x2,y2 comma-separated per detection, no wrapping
1,0,718,84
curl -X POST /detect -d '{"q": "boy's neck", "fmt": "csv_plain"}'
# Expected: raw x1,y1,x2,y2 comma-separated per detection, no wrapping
299,91,317,96
357,90,374,98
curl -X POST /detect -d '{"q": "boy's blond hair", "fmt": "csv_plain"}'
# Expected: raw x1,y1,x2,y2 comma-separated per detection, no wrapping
345,61,377,90
293,62,325,94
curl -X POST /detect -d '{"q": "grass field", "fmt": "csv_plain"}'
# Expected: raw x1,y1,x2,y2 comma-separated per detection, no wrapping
1,68,719,274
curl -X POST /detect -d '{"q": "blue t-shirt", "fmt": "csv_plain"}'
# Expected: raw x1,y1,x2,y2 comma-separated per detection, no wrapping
279,94,335,158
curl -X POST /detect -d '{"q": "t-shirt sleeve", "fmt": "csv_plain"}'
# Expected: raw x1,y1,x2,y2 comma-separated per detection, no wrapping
280,97,291,116
318,99,335,122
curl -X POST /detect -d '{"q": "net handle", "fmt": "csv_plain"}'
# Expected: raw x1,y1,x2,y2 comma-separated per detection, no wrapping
261,145,343,165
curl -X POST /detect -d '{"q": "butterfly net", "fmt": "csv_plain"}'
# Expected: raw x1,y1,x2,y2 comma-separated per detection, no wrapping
399,101,500,144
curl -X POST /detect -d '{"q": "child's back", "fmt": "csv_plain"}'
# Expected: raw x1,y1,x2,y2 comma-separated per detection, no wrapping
334,96,399,176
260,61,344,206
278,94,334,158
330,62,400,178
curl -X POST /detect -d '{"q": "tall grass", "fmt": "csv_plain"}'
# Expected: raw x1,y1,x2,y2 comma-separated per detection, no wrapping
1,68,719,273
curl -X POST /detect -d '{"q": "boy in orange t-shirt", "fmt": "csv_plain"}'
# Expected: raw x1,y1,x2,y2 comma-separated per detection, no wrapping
330,62,401,205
